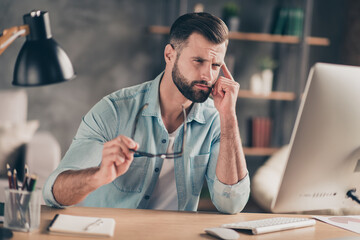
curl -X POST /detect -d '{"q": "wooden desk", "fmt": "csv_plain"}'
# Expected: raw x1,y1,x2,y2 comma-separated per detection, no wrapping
6,205,359,239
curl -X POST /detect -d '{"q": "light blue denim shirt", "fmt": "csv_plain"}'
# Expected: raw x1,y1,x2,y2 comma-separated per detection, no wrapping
43,72,250,214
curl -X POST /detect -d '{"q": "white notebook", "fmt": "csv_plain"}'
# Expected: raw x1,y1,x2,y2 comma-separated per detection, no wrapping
48,214,115,237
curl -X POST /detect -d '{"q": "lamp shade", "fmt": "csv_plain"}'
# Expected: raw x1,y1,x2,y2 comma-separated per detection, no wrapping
13,11,75,86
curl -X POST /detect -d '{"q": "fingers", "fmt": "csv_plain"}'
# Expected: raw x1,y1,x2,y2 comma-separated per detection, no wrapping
117,135,139,153
212,76,240,97
213,63,236,97
119,135,138,149
103,135,139,164
98,135,141,183
221,63,234,81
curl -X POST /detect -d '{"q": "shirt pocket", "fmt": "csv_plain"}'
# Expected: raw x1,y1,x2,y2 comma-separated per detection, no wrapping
190,154,209,196
112,156,149,193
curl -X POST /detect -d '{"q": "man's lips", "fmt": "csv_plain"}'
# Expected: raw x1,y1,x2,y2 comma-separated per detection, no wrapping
194,84,212,91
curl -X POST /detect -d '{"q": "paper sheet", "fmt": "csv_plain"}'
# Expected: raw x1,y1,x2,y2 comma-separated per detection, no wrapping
48,214,115,237
314,215,360,234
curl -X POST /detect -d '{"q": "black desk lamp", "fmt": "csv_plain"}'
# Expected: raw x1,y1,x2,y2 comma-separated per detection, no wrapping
0,10,76,86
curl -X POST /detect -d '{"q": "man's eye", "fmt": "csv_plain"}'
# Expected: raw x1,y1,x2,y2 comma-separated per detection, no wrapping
194,59,203,63
212,64,221,68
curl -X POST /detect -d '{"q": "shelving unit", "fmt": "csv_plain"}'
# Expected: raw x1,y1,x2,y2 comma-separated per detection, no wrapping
147,26,318,156
237,90,296,156
243,147,280,156
148,0,329,157
237,90,296,101
148,25,330,46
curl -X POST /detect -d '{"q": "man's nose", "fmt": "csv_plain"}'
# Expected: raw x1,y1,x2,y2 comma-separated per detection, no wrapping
200,64,213,82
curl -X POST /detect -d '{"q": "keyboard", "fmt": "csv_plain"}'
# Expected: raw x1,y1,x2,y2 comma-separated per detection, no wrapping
221,217,316,235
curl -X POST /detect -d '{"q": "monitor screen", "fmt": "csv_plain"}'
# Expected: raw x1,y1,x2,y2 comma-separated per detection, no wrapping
272,63,360,213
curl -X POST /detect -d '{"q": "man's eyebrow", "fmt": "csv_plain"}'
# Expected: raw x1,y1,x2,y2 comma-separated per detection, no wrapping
192,56,207,61
191,57,223,65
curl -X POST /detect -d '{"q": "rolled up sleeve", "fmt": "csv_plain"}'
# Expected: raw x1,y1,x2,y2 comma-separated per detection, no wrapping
208,174,250,214
42,167,73,208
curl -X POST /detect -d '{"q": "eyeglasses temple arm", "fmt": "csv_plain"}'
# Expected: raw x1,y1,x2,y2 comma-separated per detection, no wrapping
181,105,187,153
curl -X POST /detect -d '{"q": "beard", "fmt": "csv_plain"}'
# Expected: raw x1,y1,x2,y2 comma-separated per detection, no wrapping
172,59,212,103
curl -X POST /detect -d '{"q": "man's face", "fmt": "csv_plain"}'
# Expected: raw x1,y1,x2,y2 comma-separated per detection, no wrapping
171,33,227,103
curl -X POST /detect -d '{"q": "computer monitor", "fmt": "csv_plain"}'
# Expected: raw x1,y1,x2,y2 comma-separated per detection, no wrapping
271,63,360,213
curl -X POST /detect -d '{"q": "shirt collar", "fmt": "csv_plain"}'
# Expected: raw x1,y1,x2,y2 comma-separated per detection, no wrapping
143,71,207,124
143,72,162,118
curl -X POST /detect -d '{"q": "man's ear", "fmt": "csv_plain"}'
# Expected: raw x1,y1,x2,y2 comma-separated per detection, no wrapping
164,44,176,64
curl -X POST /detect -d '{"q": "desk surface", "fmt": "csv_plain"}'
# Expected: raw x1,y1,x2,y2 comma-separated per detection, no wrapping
6,206,359,239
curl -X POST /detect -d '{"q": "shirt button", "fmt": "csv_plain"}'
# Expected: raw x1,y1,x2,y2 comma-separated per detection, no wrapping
161,139,166,143
144,195,150,200
155,168,160,172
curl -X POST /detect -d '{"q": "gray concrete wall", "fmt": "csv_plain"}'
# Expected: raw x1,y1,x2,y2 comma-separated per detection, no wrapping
0,0,166,155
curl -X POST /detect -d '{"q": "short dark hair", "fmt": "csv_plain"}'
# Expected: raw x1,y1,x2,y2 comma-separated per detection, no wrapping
169,12,229,52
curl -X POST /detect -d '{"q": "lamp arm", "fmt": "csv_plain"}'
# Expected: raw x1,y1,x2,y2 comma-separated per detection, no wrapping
0,25,30,55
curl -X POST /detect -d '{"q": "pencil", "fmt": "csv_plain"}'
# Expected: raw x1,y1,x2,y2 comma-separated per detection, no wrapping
24,164,29,175
7,170,17,223
7,170,13,189
13,169,19,190
6,163,11,172
21,173,29,191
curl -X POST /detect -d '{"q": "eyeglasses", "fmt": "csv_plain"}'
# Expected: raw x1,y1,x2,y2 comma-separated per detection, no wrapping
130,103,187,159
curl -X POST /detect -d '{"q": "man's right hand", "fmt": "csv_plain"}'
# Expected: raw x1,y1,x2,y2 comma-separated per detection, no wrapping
96,135,139,186
52,135,139,206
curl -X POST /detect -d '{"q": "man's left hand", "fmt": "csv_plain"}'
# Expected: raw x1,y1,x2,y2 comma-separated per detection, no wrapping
212,64,240,116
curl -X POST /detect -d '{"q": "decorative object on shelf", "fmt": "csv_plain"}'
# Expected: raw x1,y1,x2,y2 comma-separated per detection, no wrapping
222,2,241,32
250,57,277,96
250,73,263,95
261,69,273,95
260,57,277,95
193,3,204,13
259,56,278,71
0,10,76,86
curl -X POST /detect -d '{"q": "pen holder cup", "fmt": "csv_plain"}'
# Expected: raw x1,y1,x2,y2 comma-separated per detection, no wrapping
4,188,41,232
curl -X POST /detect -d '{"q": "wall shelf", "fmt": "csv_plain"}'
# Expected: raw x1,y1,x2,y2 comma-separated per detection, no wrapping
243,147,280,156
238,90,296,101
148,25,330,46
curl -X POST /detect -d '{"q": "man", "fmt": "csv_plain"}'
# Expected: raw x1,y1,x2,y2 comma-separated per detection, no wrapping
43,12,250,214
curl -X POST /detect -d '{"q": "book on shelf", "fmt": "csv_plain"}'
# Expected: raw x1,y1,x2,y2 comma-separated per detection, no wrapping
273,7,289,35
287,8,304,37
272,7,304,37
248,117,272,148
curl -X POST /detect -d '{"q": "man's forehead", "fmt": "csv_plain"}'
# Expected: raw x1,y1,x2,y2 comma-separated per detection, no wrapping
187,33,226,48
184,33,227,60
